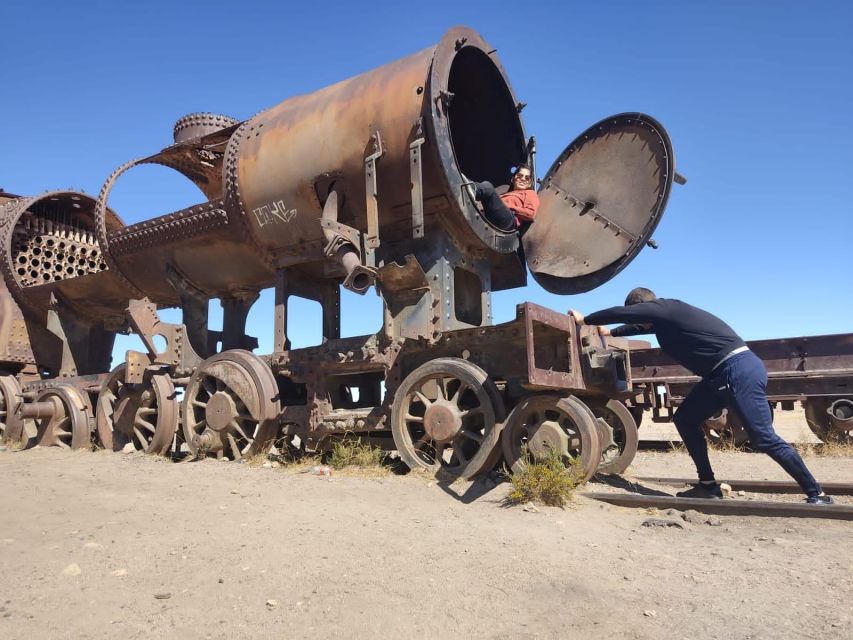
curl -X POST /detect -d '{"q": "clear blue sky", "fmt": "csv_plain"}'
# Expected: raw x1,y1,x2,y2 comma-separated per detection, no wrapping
2,1,851,358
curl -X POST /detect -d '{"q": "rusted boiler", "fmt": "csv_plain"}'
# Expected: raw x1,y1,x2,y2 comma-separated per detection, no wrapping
1,26,682,479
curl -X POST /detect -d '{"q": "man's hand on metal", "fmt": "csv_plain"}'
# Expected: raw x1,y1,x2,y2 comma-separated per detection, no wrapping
568,309,584,325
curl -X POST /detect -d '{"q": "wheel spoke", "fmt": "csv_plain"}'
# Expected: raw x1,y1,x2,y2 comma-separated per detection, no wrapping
452,443,468,465
449,381,469,406
201,377,216,396
133,427,149,449
231,420,251,442
459,406,483,420
404,413,424,423
434,441,447,462
136,418,156,433
191,399,207,409
459,428,483,444
227,433,243,460
138,407,157,417
413,391,433,409
413,433,431,450
436,377,449,401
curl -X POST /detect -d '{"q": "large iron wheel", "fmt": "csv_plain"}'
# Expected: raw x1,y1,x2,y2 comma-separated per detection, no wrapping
183,350,280,460
588,399,639,475
805,397,853,444
702,408,750,447
391,358,505,479
0,374,24,446
501,394,602,483
96,364,179,454
35,385,93,449
628,404,644,430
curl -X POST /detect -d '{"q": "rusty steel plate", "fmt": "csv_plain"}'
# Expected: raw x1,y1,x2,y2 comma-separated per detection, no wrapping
523,113,675,294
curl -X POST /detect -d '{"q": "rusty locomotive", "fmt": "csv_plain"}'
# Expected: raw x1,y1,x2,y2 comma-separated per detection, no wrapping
0,26,688,480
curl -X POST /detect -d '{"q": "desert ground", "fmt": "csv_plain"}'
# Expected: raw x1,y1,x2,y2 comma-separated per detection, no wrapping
0,409,850,640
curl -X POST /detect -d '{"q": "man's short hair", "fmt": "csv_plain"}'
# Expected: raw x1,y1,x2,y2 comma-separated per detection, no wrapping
625,287,656,306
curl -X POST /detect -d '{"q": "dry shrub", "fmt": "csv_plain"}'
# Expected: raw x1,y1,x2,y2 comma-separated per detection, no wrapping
793,441,853,458
504,447,583,508
328,438,385,470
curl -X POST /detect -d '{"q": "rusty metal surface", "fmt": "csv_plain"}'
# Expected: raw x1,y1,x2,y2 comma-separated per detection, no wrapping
0,26,688,476
524,114,674,294
390,357,504,479
96,364,179,454
632,332,853,382
501,393,601,481
630,333,853,428
33,384,93,450
522,302,583,389
584,492,853,521
183,350,280,460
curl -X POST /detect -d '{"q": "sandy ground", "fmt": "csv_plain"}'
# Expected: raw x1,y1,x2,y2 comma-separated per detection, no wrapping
1,417,851,640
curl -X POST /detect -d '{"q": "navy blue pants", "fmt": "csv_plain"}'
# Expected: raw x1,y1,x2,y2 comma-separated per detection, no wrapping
475,182,516,231
673,351,822,497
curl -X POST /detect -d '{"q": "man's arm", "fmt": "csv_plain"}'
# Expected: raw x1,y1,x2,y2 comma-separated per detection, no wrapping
583,301,670,326
610,324,652,337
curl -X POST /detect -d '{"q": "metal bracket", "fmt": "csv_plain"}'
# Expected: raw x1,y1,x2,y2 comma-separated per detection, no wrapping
46,294,78,377
364,130,385,266
526,136,537,184
319,218,362,254
125,298,201,378
409,118,426,239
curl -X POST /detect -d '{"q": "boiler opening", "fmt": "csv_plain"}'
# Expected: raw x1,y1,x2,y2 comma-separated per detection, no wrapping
447,47,527,189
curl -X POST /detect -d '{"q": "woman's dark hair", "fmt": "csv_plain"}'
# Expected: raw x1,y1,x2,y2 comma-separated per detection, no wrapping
625,287,656,306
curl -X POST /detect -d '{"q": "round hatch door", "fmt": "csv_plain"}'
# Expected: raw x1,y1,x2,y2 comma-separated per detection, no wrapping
522,113,675,294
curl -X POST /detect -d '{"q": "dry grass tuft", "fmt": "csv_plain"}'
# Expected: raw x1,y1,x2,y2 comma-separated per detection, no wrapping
793,440,853,458
328,438,386,471
504,447,583,509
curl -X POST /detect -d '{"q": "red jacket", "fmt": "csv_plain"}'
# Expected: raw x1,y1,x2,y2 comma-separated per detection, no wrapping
499,189,540,226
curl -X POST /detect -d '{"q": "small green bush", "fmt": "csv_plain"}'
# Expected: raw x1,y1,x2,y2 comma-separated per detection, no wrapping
328,438,385,470
505,447,582,508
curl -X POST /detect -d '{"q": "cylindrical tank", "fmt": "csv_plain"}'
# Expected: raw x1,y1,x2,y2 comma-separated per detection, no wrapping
230,26,527,265
93,26,527,304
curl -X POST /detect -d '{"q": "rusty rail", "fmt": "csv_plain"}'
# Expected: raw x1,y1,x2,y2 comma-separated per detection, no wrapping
635,477,853,495
583,492,853,521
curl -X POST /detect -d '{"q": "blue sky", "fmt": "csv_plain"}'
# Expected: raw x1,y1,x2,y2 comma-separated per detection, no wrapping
2,1,851,357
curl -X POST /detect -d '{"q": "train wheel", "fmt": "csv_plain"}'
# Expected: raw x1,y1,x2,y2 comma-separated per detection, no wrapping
0,375,24,446
501,394,602,483
182,350,280,460
702,409,750,447
588,399,639,475
628,405,644,430
96,365,179,454
35,385,93,449
805,397,853,443
391,358,504,479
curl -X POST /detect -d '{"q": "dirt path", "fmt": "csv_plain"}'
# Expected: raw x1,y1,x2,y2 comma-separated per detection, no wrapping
1,447,851,640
